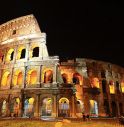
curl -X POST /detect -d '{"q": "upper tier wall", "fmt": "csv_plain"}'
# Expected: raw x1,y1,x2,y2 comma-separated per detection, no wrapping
0,14,41,45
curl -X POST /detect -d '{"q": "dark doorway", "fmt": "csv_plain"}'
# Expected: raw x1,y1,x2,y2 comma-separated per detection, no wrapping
102,80,107,93
20,49,26,59
32,47,39,57
10,51,14,61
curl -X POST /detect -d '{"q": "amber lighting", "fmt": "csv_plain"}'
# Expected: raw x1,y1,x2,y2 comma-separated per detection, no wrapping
59,97,69,104
42,68,53,83
109,81,115,94
29,44,39,58
73,73,83,85
121,82,124,93
13,70,23,86
91,77,100,88
29,98,34,104
1,71,10,87
17,46,25,59
27,70,37,85
6,48,14,62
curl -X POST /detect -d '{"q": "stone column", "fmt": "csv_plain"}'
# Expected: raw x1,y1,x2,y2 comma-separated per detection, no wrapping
21,93,25,117
23,66,28,88
7,94,11,117
13,45,18,64
34,94,40,117
71,96,76,117
25,42,30,61
52,95,57,117
53,63,58,85
116,101,120,117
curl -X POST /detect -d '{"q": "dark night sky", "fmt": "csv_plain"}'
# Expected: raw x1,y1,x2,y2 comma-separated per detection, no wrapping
0,1,124,67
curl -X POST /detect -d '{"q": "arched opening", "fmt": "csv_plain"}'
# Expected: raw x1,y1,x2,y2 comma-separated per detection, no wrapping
62,73,68,83
90,100,98,117
1,100,7,116
104,100,110,116
111,101,117,117
17,46,26,59
41,98,52,116
32,47,39,57
13,70,23,87
10,51,14,61
17,72,23,85
102,80,107,93
1,71,10,87
44,70,53,83
121,82,124,93
109,81,115,94
76,100,84,113
59,97,70,117
91,78,100,88
24,97,34,117
10,98,20,117
27,70,37,85
20,49,26,59
73,73,82,85
119,103,123,116
6,49,14,62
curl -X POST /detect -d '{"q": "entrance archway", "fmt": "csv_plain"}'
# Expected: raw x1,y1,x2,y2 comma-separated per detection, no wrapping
10,98,20,117
76,100,84,113
90,100,98,117
1,100,7,116
24,97,34,117
44,70,53,83
41,98,52,116
58,97,70,117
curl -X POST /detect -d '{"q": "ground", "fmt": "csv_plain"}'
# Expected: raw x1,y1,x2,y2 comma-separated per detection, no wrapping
0,119,123,127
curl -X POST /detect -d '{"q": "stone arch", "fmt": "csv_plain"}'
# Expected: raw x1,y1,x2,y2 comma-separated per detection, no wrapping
1,71,11,87
109,80,115,94
24,97,35,117
27,69,37,85
6,48,14,62
44,70,53,83
58,97,70,117
90,100,98,117
41,97,52,116
1,100,7,116
32,47,39,57
17,46,26,59
10,97,20,117
73,73,83,85
13,70,23,87
76,100,84,113
62,73,68,83
90,77,100,88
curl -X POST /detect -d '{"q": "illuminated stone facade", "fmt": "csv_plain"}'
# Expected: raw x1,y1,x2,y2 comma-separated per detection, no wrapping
0,15,124,118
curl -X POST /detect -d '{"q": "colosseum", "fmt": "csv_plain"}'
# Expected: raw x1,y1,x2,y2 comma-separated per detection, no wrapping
0,14,124,118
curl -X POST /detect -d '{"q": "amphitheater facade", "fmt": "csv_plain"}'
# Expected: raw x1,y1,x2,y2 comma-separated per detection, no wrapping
0,14,124,118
